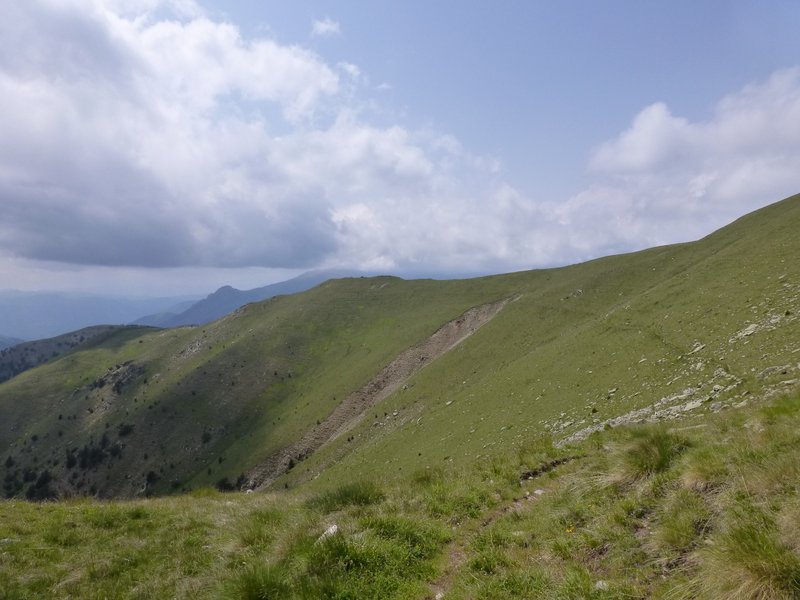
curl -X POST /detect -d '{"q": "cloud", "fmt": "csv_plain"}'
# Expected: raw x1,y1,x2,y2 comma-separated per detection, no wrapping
589,103,692,173
0,1,344,269
0,0,545,275
567,67,800,257
338,62,361,80
311,17,341,37
0,1,798,284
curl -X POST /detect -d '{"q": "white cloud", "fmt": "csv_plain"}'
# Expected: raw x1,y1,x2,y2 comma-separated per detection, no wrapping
338,62,361,80
311,17,341,37
0,1,345,269
589,103,692,173
0,0,798,291
567,68,800,257
0,1,535,276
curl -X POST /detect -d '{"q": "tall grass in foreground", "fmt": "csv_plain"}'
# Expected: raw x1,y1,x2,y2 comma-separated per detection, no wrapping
448,393,800,600
1,392,799,598
694,502,800,599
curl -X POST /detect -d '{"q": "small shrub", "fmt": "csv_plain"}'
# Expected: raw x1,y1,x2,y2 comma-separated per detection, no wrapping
25,470,56,501
78,444,107,470
216,477,236,492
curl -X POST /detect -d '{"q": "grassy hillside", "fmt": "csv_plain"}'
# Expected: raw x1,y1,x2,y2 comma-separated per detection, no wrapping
283,193,800,492
1,387,798,599
0,276,510,498
0,326,133,384
0,194,798,503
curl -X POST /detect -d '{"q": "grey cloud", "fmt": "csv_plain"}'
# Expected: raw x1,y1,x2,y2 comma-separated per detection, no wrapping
0,2,139,88
0,180,193,268
3,2,797,281
0,1,340,270
0,171,337,269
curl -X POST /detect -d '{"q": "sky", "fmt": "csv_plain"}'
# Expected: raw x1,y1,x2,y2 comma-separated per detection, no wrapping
1,0,799,297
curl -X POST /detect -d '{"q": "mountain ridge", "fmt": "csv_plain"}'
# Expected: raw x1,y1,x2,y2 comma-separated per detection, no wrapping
0,325,142,385
0,193,797,501
0,336,23,351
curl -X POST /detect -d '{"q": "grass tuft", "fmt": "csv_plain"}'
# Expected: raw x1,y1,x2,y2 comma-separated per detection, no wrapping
306,480,385,513
614,427,690,482
361,514,447,561
679,445,729,491
653,487,710,554
697,502,800,599
223,563,291,600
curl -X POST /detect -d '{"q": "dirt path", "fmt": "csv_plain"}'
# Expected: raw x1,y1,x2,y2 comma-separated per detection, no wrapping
247,298,509,490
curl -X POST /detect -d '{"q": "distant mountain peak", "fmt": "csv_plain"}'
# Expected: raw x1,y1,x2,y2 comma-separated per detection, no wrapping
154,269,364,328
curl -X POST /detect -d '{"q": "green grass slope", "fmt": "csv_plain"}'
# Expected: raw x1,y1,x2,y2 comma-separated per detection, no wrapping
0,194,798,503
0,325,133,384
1,384,798,598
285,193,800,491
0,276,512,498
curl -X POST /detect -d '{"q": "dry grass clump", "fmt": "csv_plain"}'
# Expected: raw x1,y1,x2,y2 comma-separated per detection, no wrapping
694,502,800,599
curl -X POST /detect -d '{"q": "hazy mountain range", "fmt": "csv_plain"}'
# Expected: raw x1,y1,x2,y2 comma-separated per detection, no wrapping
0,270,360,341
0,336,22,351
0,292,198,341
133,270,360,328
